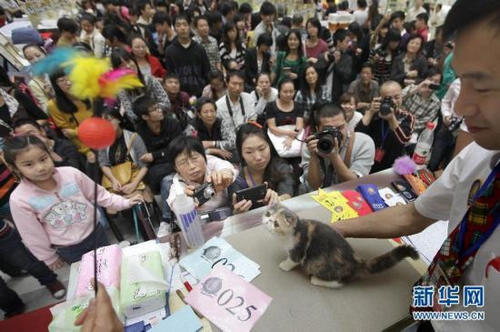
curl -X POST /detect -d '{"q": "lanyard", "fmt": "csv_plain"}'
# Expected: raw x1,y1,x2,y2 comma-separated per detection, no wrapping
457,163,500,259
246,167,257,187
380,120,390,146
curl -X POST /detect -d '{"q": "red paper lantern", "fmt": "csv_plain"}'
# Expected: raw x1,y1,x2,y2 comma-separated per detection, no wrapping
77,117,116,150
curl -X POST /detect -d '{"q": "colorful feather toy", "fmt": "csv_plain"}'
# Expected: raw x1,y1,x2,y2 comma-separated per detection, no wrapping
98,68,143,98
31,48,81,76
31,47,143,100
68,57,111,100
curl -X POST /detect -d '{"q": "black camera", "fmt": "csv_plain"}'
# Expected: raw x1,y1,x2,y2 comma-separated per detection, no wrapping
448,116,463,132
314,126,343,155
193,183,215,206
379,97,395,116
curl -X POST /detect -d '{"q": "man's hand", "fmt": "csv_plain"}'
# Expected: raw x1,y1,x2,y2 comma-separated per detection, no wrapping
140,153,154,163
369,97,381,114
74,281,123,332
306,135,338,159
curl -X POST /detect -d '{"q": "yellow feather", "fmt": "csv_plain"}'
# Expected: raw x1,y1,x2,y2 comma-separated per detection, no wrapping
68,57,111,99
100,74,143,98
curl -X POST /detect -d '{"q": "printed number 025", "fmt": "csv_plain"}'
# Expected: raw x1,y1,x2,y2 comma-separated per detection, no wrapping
217,289,257,321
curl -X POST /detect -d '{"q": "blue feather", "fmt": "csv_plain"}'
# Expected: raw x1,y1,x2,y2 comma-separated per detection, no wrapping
31,48,81,76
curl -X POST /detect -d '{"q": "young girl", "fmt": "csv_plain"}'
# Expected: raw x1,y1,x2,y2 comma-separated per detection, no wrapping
5,135,142,268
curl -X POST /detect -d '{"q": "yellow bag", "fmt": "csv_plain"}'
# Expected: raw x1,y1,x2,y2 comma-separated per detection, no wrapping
102,133,146,191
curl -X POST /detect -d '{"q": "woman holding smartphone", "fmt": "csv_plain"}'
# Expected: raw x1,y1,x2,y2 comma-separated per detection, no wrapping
229,124,294,214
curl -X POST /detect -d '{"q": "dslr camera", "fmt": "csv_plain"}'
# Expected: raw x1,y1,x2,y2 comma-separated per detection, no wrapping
314,126,343,155
379,97,395,116
193,183,215,206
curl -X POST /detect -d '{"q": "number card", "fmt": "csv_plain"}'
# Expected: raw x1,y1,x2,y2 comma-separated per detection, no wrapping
185,266,272,332
179,237,261,282
378,187,407,207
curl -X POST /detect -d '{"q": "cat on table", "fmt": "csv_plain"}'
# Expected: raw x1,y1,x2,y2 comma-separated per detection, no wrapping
262,203,419,288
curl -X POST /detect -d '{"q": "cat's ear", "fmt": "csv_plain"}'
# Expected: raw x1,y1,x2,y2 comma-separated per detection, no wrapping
282,207,298,226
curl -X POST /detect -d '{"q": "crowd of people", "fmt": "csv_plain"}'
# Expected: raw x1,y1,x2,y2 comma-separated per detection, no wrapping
0,0,466,320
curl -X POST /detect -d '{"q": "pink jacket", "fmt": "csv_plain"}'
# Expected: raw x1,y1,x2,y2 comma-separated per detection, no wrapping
10,167,133,265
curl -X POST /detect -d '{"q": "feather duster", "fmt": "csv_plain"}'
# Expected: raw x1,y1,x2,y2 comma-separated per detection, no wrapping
68,57,111,100
98,68,143,98
31,48,81,76
392,156,417,175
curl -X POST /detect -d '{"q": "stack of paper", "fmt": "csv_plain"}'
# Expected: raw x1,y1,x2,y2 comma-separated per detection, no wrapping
179,237,261,282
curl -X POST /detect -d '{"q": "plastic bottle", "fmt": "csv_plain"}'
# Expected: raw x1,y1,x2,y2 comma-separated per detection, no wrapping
171,192,205,249
412,122,436,167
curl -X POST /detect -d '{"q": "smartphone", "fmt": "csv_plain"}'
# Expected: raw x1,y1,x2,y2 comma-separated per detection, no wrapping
282,67,292,73
236,184,267,203
429,83,440,90
391,180,418,202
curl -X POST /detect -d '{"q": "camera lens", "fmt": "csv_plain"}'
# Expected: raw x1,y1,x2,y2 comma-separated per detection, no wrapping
317,135,334,154
204,185,215,199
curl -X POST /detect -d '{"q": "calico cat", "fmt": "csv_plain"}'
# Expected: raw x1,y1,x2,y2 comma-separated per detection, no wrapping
262,203,419,288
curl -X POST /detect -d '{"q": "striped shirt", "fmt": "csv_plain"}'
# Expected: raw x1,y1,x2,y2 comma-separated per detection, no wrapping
219,42,246,69
193,35,221,72
402,85,441,136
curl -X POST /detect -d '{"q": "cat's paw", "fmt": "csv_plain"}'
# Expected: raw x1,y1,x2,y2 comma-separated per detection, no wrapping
310,276,343,288
279,258,298,271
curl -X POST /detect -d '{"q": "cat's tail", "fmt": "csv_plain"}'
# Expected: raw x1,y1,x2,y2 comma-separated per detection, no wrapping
360,245,419,274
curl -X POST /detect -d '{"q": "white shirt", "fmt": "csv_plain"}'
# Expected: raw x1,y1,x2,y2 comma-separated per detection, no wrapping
353,8,369,26
415,142,500,332
347,111,363,131
250,88,278,117
167,155,238,215
441,78,467,132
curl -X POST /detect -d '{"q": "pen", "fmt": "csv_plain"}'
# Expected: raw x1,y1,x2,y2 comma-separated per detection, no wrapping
176,289,204,319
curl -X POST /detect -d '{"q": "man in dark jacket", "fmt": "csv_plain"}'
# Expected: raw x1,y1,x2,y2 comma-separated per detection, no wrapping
164,14,211,97
133,96,183,194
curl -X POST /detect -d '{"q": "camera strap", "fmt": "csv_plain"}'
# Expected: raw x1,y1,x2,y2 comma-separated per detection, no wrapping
380,120,390,146
225,94,246,120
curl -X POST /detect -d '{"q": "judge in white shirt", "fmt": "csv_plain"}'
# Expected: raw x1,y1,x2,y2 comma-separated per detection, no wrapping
216,71,257,151
334,1,500,330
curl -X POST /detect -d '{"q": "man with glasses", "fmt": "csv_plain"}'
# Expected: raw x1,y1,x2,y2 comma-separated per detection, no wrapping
355,81,415,173
301,103,375,190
